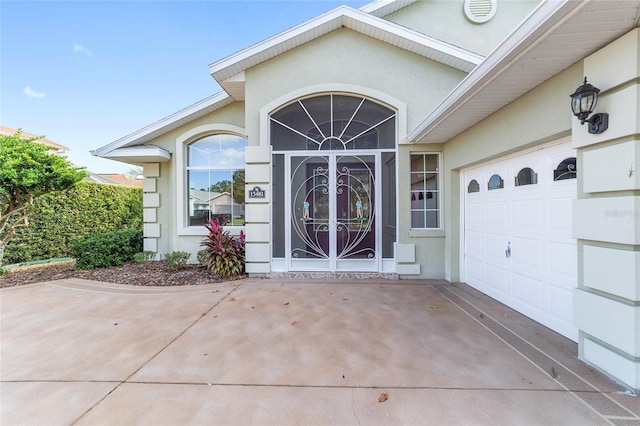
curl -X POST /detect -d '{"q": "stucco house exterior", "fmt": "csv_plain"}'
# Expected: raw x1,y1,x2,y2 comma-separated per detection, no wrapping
92,0,640,392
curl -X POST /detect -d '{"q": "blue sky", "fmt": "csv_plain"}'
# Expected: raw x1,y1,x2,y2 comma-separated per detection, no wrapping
1,0,369,173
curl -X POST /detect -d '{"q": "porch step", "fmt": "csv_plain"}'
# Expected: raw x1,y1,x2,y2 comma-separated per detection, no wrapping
267,272,399,280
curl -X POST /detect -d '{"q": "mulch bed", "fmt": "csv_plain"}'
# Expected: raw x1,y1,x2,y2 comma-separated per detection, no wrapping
0,260,243,288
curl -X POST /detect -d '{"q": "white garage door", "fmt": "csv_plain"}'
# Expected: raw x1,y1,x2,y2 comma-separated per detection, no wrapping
463,142,578,341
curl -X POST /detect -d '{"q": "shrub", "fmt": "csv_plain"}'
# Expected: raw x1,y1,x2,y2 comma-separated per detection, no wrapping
163,251,190,269
4,182,142,264
200,219,245,277
196,249,208,265
0,266,8,276
70,230,143,270
133,251,156,263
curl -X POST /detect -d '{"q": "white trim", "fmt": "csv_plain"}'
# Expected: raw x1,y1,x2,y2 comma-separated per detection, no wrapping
175,124,248,236
260,83,408,148
93,92,233,158
210,6,482,83
176,123,247,145
408,152,443,231
359,0,416,17
100,146,171,163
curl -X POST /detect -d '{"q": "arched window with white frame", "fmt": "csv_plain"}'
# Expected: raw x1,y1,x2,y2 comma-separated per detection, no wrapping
186,134,248,227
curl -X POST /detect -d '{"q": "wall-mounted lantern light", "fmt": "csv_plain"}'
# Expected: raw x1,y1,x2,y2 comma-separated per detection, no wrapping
569,77,608,134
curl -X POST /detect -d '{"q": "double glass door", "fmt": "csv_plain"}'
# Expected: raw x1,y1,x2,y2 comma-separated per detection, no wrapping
287,153,379,271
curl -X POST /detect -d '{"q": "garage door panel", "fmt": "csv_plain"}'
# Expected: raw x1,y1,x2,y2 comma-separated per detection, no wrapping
485,201,508,226
485,264,508,295
549,241,577,278
510,237,542,269
485,233,510,263
463,142,577,342
465,257,484,286
465,230,484,256
548,198,573,234
549,285,574,323
466,202,485,228
511,272,545,313
512,199,543,230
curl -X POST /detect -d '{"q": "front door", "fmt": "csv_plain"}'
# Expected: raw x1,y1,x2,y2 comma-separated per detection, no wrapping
288,153,379,271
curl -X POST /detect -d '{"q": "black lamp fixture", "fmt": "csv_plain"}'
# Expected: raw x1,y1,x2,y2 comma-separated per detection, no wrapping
569,77,609,134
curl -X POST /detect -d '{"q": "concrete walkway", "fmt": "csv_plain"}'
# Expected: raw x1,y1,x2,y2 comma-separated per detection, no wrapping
1,278,638,425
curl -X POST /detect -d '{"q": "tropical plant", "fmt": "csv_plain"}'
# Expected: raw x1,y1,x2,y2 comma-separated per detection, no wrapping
0,130,87,265
200,218,245,277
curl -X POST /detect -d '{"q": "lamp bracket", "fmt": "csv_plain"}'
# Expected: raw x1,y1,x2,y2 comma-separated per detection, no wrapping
585,113,609,134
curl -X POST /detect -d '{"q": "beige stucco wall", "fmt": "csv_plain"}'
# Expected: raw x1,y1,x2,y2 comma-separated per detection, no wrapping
141,102,245,259
245,28,468,145
570,28,640,392
386,0,540,56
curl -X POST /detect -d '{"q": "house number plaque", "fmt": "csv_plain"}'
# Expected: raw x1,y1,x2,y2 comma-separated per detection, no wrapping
248,186,266,199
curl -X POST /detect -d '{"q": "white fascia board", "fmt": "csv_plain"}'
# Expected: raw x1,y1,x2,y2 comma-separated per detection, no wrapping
92,91,233,158
359,0,417,17
209,5,482,83
407,0,583,143
101,146,171,163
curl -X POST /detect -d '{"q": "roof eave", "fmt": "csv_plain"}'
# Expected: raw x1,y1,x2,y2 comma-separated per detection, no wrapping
209,5,482,87
92,92,233,158
98,146,171,165
408,0,584,143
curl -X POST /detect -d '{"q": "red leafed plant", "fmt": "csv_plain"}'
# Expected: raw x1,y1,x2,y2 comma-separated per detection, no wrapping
200,218,245,277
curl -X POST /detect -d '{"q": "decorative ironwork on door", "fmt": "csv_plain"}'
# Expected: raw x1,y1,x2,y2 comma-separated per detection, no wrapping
290,155,375,263
269,94,397,272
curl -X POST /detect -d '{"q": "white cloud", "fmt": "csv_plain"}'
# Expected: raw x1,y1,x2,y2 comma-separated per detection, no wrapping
24,86,45,99
73,43,92,56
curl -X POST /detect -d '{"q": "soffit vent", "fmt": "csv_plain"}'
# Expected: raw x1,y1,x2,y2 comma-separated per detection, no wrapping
464,0,497,24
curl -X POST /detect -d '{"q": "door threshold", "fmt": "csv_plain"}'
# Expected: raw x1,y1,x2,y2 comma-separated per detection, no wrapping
267,271,399,280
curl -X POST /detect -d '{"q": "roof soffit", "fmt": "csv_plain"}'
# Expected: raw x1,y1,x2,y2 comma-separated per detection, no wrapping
409,0,640,143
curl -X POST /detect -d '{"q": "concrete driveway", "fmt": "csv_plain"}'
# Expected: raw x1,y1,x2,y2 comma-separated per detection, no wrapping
1,277,638,425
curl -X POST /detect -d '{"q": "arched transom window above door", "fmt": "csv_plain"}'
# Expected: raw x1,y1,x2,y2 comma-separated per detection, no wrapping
270,94,396,151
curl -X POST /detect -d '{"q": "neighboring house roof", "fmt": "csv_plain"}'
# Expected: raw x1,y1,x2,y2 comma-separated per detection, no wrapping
98,174,144,188
0,125,70,153
408,0,640,143
209,5,482,100
84,172,143,187
190,190,224,203
93,2,482,162
84,172,122,185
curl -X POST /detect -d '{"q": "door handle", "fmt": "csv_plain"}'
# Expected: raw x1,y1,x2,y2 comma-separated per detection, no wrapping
505,241,511,259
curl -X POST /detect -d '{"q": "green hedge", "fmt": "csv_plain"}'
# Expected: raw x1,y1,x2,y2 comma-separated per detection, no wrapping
3,182,142,264
70,229,143,269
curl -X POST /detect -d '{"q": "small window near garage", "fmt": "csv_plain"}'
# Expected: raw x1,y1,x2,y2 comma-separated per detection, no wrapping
515,167,538,186
467,179,480,193
554,157,577,181
487,174,504,190
410,153,440,229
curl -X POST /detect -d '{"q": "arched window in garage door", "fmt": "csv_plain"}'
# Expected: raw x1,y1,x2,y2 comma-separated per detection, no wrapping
553,157,577,181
